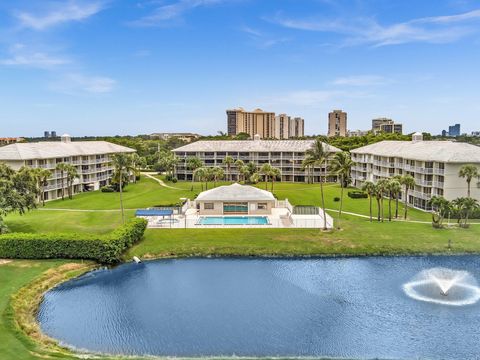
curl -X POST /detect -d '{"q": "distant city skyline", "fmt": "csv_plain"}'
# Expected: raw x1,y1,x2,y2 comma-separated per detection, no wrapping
1,0,480,137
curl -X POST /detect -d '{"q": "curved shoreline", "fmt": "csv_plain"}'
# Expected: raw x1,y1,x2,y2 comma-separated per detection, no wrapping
13,252,480,360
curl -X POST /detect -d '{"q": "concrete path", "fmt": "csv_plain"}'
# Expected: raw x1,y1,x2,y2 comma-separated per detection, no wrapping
0,260,12,266
142,172,182,190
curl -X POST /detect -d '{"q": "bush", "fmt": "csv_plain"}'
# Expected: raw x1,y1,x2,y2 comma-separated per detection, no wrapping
0,218,147,264
171,177,178,183
101,185,115,193
333,197,340,202
348,191,368,199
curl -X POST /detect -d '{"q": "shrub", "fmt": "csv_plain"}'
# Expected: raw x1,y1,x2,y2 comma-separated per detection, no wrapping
101,185,115,193
333,197,340,202
171,177,178,183
348,191,368,199
0,218,147,264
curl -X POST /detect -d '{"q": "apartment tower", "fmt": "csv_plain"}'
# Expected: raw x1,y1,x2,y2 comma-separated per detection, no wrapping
328,110,347,137
226,108,276,139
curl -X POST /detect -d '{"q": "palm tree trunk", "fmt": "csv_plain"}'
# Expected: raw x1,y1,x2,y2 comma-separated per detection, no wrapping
377,198,381,222
339,175,344,216
395,196,399,218
61,171,65,200
404,188,409,220
468,181,471,198
320,180,327,230
388,195,392,221
119,174,125,224
190,173,195,191
369,196,372,222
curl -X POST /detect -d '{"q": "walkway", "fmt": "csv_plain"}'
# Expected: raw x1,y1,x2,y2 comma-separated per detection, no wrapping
142,172,182,190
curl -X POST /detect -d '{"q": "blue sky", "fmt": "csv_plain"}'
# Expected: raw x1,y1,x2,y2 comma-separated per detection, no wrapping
1,0,480,137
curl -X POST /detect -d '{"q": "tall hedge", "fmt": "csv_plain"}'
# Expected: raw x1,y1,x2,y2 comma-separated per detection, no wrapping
0,218,147,264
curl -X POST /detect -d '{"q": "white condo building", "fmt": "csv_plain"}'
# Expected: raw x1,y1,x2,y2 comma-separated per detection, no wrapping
173,137,341,183
351,133,480,210
0,134,135,201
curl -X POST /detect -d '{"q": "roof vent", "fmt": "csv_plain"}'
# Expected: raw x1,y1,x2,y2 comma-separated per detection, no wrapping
61,134,72,143
253,134,261,141
412,132,423,143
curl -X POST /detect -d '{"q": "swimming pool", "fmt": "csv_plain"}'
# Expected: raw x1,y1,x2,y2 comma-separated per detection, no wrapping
197,216,269,225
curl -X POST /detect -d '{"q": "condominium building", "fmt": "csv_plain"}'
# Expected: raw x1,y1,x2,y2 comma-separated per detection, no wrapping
372,118,403,134
226,108,276,139
275,114,305,139
173,138,340,183
328,110,347,137
0,134,135,201
351,133,480,210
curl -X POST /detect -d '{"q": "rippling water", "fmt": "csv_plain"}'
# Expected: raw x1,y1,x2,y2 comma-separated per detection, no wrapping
38,256,480,359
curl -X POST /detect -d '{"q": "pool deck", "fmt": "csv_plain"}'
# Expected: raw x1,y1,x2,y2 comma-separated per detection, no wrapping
141,208,334,229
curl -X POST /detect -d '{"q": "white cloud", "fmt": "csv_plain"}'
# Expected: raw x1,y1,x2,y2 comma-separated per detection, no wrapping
331,75,390,86
15,1,104,30
240,25,290,48
0,44,70,68
51,73,116,94
270,8,480,47
131,0,225,26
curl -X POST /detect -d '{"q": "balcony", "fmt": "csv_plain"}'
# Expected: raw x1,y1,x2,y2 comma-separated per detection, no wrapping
411,190,432,200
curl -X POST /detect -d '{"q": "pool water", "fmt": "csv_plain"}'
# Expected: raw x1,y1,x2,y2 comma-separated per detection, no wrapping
197,216,269,225
38,256,480,359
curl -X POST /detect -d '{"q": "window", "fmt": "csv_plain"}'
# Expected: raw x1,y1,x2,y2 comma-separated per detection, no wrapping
204,203,214,210
257,203,268,210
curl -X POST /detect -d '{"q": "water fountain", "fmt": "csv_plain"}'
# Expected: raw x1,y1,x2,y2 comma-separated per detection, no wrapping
403,267,480,306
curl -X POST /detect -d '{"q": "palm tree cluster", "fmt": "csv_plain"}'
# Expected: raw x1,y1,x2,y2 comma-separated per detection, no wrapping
429,196,479,228
361,175,413,222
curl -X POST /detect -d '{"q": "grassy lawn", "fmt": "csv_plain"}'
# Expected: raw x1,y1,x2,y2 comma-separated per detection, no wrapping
0,260,63,360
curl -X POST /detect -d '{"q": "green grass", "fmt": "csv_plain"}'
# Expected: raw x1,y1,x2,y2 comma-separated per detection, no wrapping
126,214,480,259
0,260,63,360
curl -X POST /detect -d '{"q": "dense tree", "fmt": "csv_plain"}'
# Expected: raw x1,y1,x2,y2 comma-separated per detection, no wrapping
0,164,37,233
458,164,479,198
305,138,331,230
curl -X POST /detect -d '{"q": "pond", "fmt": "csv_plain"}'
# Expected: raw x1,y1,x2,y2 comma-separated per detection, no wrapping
38,256,480,359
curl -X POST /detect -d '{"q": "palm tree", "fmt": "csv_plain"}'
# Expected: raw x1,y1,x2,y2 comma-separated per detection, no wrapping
362,181,376,222
38,168,52,206
193,167,207,191
186,156,202,191
270,167,281,192
65,164,79,199
55,163,69,200
453,197,479,228
386,179,401,221
399,174,416,220
329,151,355,217
112,153,134,224
260,163,273,190
301,156,315,184
131,153,146,183
375,179,389,222
429,196,451,228
234,159,244,182
305,138,331,230
212,166,224,187
223,155,234,182
249,172,260,184
459,164,479,197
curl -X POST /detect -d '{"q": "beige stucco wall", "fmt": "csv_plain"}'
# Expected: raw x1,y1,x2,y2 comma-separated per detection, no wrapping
444,163,480,200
